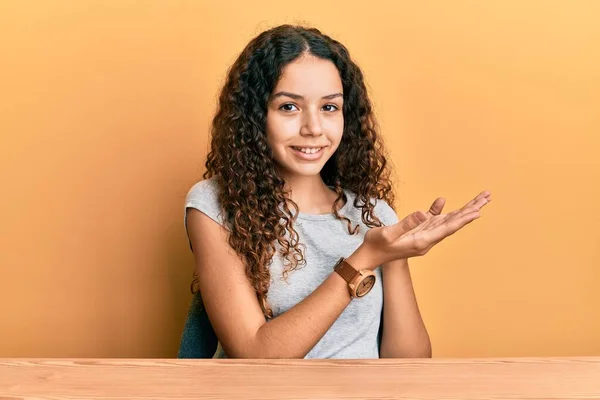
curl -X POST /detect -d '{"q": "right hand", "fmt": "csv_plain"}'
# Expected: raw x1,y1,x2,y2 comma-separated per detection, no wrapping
361,190,492,267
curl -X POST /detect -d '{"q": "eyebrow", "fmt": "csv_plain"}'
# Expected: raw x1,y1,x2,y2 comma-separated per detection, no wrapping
271,91,343,101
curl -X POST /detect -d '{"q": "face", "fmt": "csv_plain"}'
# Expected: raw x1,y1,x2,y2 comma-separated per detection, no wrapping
266,54,344,179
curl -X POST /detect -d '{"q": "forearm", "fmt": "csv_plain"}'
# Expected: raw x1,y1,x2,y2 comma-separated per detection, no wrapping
246,268,352,358
241,249,377,359
380,259,432,358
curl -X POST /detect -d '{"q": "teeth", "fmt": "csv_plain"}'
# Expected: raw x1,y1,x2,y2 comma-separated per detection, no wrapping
295,147,322,154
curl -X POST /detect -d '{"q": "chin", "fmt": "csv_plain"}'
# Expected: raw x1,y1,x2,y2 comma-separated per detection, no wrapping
295,169,323,177
277,162,325,178
290,165,324,177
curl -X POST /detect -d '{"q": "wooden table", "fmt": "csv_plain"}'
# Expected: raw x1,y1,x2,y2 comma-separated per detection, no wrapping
1,357,599,399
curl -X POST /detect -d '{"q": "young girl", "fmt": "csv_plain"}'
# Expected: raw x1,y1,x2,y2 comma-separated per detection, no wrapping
183,24,491,359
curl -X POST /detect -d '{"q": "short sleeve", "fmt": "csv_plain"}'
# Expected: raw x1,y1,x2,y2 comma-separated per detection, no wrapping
374,198,399,226
184,178,229,251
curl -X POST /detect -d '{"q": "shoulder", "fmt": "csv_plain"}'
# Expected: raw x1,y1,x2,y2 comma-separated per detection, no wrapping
184,176,227,227
186,176,220,203
344,188,398,226
374,198,398,226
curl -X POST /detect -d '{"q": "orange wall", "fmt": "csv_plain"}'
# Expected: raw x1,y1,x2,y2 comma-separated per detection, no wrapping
1,1,598,358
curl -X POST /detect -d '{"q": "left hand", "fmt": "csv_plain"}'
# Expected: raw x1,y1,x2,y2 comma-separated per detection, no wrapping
381,190,492,262
405,190,492,251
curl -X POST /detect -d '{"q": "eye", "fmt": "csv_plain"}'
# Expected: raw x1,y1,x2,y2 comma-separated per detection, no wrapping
279,103,298,112
323,104,339,112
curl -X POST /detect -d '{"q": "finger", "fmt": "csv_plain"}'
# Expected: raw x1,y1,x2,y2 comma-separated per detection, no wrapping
421,215,479,254
401,211,427,231
387,210,428,238
425,197,446,218
426,192,490,231
428,210,461,230
453,196,491,220
398,210,478,253
474,190,491,201
427,210,481,243
418,214,446,231
461,190,492,212
397,193,490,238
417,198,488,251
401,214,446,240
425,195,489,232
469,196,491,213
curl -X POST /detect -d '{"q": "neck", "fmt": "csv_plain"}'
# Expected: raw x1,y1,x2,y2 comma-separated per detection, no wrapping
280,173,338,215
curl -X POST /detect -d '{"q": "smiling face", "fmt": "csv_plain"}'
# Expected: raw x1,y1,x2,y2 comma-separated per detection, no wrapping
266,54,344,179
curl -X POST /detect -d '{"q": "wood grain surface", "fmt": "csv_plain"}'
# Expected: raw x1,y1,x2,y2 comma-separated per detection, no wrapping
1,357,600,399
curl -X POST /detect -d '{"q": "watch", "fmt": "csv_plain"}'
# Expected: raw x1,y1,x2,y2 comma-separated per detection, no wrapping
333,257,376,299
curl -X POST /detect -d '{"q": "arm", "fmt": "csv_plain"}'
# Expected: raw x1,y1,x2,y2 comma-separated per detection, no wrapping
186,209,369,359
379,258,432,358
375,191,489,358
188,189,488,359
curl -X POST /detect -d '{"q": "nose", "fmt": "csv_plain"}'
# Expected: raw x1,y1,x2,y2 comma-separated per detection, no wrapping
299,108,323,137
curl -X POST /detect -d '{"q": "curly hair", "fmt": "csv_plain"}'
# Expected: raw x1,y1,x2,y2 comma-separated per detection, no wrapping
190,24,395,319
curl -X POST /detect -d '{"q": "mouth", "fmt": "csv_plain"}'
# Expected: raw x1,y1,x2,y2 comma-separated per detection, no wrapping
290,146,326,160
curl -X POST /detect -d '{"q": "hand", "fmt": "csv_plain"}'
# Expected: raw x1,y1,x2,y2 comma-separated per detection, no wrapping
361,190,492,266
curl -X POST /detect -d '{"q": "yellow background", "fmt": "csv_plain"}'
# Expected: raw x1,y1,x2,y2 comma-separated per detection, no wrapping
1,0,598,357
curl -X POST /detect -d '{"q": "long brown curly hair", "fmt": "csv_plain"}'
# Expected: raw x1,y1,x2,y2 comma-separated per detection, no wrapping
191,24,396,319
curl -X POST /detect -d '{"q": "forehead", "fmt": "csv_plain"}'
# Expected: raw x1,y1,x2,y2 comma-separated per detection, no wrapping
273,55,342,94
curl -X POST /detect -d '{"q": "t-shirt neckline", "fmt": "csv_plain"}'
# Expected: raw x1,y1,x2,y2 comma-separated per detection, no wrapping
295,188,353,221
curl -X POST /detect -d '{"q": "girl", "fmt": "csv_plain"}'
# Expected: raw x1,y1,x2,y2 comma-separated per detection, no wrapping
183,24,491,359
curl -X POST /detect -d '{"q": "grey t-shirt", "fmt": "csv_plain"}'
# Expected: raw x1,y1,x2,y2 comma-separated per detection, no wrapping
184,177,398,359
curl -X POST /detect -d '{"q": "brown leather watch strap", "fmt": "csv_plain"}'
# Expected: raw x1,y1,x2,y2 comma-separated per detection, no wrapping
334,258,359,283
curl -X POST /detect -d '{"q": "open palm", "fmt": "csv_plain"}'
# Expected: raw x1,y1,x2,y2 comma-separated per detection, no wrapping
364,190,492,265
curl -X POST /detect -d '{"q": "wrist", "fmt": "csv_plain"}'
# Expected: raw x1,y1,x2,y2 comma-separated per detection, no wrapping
346,245,378,271
382,258,409,271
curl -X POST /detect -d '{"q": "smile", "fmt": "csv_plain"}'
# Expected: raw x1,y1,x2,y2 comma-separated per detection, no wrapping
291,146,325,154
290,146,326,161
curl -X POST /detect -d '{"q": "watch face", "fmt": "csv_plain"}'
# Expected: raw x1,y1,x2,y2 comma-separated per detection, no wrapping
355,275,376,297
